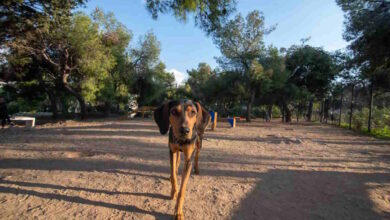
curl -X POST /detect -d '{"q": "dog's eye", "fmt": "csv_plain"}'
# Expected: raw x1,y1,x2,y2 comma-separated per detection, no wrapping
190,110,196,116
171,109,179,116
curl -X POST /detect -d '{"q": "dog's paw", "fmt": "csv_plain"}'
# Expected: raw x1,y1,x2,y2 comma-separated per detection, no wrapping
174,213,184,220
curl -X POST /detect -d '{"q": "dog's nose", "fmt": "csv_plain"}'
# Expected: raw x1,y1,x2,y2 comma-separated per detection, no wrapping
180,127,190,134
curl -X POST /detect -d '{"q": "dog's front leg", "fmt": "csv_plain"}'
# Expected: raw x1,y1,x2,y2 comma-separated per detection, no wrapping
174,146,194,220
176,152,181,174
194,137,201,175
169,149,178,200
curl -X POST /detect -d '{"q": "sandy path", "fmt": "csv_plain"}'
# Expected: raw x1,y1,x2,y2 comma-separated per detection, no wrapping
0,118,389,219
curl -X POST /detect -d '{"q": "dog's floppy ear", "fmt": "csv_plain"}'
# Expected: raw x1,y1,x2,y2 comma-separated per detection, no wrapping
195,102,211,135
154,102,170,135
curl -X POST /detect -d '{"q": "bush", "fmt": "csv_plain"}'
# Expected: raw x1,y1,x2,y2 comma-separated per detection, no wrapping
373,107,390,129
7,98,42,115
252,106,265,118
272,106,282,118
351,108,369,130
228,105,245,117
371,126,390,138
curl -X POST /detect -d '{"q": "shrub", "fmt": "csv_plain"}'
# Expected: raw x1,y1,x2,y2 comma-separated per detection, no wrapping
272,106,282,118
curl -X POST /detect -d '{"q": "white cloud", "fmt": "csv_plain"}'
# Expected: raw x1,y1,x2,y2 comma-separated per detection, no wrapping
168,68,187,86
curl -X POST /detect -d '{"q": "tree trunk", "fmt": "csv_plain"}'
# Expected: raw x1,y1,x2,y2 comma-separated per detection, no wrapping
47,91,58,119
306,100,313,121
319,101,324,123
331,100,335,123
61,96,68,115
283,102,292,123
324,99,329,124
349,85,355,129
339,91,343,126
368,82,374,132
62,72,87,119
267,105,272,120
104,101,111,117
63,84,87,119
281,104,285,122
245,91,255,122
38,74,57,119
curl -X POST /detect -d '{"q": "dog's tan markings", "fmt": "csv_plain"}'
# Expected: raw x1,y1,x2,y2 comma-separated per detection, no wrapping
169,105,182,139
184,105,197,138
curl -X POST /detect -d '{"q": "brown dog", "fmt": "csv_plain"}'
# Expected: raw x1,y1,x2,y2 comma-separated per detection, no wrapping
154,100,210,220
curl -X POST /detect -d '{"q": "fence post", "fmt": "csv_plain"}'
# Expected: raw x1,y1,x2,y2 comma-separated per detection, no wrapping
349,84,355,129
368,82,374,132
339,90,343,127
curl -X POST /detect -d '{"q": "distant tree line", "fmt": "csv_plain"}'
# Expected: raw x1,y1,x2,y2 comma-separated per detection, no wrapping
0,0,389,136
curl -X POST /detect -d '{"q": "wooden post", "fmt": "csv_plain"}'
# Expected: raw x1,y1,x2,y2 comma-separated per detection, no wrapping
211,112,218,130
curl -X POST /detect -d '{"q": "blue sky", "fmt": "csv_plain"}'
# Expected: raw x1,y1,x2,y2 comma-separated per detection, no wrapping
80,0,347,84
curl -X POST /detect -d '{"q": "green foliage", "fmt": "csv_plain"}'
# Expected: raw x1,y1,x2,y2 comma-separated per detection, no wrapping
213,10,274,121
7,97,43,114
285,45,337,99
251,106,265,118
0,0,86,45
91,8,133,107
272,106,282,118
145,0,236,34
338,106,390,138
187,63,215,102
371,126,390,139
336,0,390,82
69,12,116,104
130,32,175,106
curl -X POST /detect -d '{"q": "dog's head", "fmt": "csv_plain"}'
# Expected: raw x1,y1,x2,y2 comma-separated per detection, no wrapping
154,100,210,141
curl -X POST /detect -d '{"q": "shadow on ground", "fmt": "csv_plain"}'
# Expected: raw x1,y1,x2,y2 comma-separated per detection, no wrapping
0,119,389,219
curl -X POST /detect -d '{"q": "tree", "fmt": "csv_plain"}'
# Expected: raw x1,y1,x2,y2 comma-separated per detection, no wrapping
145,0,236,34
258,46,287,119
337,0,390,131
213,10,274,122
6,8,115,119
130,32,174,106
1,0,85,45
285,45,337,121
92,8,133,115
187,63,215,103
337,0,390,76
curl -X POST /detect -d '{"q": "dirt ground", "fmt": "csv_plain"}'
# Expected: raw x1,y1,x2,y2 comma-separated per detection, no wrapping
0,118,389,220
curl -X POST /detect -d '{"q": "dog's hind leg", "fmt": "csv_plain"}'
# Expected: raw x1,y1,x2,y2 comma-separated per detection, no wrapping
170,149,178,200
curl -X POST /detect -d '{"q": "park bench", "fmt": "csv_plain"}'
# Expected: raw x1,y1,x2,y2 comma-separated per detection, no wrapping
131,106,156,119
10,116,35,128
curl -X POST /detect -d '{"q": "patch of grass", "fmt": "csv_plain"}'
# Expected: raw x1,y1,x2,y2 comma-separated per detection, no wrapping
369,126,390,139
336,122,390,139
